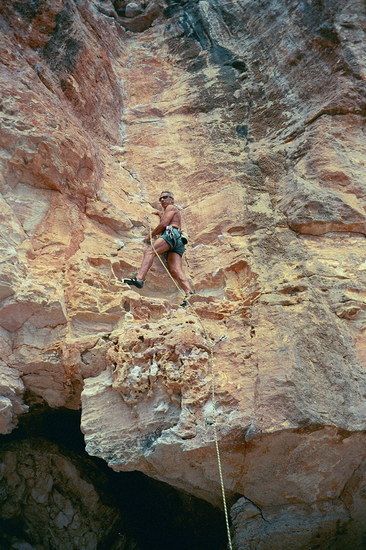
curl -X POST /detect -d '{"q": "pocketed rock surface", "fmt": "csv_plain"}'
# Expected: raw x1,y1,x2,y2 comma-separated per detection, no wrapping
1,0,366,548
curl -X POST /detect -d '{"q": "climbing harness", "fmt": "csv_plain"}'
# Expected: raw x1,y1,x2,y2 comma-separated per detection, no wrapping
146,218,234,550
164,224,179,246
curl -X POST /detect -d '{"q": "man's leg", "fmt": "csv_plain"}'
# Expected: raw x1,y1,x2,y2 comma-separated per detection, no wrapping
167,252,193,295
136,237,170,281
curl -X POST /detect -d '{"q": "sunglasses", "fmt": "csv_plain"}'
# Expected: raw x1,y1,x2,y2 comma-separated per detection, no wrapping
159,195,170,201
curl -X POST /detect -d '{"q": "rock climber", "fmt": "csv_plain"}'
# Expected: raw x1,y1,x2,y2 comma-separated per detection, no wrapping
123,191,194,305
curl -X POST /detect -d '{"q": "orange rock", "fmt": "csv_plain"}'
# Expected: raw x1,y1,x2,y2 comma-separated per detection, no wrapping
1,0,366,546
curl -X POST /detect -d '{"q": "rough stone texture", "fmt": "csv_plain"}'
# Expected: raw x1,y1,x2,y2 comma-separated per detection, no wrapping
113,0,163,32
0,363,28,434
231,497,352,550
0,438,137,550
1,0,366,548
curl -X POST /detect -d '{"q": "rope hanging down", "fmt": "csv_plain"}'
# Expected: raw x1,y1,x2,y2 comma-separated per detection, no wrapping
146,219,233,550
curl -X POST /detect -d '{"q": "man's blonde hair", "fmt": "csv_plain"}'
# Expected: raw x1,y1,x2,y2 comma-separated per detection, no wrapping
160,190,174,198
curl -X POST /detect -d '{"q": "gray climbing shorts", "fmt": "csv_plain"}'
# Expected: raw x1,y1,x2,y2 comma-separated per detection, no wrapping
161,226,186,256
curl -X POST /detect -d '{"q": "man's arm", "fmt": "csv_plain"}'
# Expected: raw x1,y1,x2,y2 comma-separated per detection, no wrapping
151,205,177,237
144,205,177,243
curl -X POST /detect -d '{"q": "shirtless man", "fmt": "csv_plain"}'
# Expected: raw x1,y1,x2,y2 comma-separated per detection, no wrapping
123,191,194,300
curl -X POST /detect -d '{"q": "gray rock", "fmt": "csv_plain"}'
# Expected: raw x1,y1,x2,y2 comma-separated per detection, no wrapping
124,2,144,18
231,497,352,550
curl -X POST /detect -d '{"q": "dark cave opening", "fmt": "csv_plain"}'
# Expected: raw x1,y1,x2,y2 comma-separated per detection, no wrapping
0,407,228,550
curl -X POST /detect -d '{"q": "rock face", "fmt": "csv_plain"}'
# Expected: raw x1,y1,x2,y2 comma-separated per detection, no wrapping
1,0,366,548
231,496,352,550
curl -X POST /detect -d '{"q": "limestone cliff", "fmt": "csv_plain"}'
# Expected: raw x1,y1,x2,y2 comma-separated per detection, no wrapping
1,0,366,548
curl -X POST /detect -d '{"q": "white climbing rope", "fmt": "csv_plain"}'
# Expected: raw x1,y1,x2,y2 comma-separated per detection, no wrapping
146,218,233,550
208,341,233,550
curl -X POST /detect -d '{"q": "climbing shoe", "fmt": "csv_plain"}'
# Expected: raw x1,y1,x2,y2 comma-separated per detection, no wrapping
123,276,144,289
180,291,196,307
180,293,193,307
